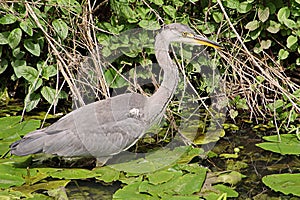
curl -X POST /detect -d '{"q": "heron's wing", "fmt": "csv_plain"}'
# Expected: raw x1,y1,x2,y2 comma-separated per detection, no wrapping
10,129,91,157
11,93,149,159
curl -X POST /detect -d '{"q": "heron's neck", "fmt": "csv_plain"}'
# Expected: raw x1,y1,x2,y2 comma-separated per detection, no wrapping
147,34,179,122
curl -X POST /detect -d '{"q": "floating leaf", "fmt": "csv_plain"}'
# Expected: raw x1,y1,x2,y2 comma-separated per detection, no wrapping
94,167,120,182
0,14,17,25
24,39,40,56
13,180,70,196
8,28,22,49
49,169,96,179
0,173,25,189
52,19,68,40
147,171,175,185
256,134,300,155
262,173,300,196
216,171,244,185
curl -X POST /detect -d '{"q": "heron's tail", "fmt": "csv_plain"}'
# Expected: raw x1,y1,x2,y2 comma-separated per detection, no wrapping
10,130,46,156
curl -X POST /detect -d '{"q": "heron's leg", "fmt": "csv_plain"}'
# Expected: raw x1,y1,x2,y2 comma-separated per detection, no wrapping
95,156,112,167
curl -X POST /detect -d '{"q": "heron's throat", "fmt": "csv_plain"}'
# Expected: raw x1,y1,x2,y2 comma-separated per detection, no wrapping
147,35,179,123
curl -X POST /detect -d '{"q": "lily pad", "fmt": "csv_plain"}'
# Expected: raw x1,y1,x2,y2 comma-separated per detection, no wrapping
256,134,300,155
109,146,191,174
262,173,300,196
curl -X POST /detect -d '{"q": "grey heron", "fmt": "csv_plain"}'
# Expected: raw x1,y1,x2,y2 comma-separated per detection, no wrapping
10,23,221,166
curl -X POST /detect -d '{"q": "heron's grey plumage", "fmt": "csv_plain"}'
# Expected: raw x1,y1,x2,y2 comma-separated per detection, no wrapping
10,23,220,165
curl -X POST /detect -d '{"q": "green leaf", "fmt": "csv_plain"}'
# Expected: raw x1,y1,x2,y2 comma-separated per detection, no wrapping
0,116,40,140
262,174,300,196
42,65,58,80
20,20,33,36
113,182,153,199
25,93,41,112
20,66,39,83
284,19,296,29
223,0,239,9
0,31,9,44
0,173,25,189
104,68,128,88
147,171,175,185
24,39,40,56
258,7,269,22
49,169,96,179
138,20,161,30
245,20,260,31
267,99,284,110
57,0,82,14
11,59,27,78
257,134,300,155
41,86,58,104
8,28,22,49
260,40,271,49
163,5,176,19
29,78,43,92
267,20,281,33
277,7,290,23
109,146,190,174
93,167,120,182
212,12,223,23
149,0,164,6
287,35,298,49
13,180,70,196
0,14,17,25
52,19,68,40
12,47,25,59
0,59,8,74
237,1,252,13
278,49,289,60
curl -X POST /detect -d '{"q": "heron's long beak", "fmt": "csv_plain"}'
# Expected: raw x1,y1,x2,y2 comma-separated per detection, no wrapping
194,35,222,49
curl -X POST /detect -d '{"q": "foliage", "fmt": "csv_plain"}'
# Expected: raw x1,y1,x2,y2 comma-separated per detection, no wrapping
256,134,300,155
0,116,40,155
1,0,300,199
262,174,300,197
0,1,72,111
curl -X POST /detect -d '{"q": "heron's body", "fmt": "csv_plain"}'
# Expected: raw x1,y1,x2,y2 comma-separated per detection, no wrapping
10,23,220,165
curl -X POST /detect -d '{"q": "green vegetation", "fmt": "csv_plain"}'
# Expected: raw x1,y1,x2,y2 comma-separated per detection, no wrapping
1,0,300,199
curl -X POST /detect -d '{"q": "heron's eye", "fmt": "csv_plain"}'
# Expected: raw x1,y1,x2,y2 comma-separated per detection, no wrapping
182,32,188,37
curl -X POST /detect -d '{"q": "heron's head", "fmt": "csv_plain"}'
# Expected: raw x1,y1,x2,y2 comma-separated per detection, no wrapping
162,23,222,49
